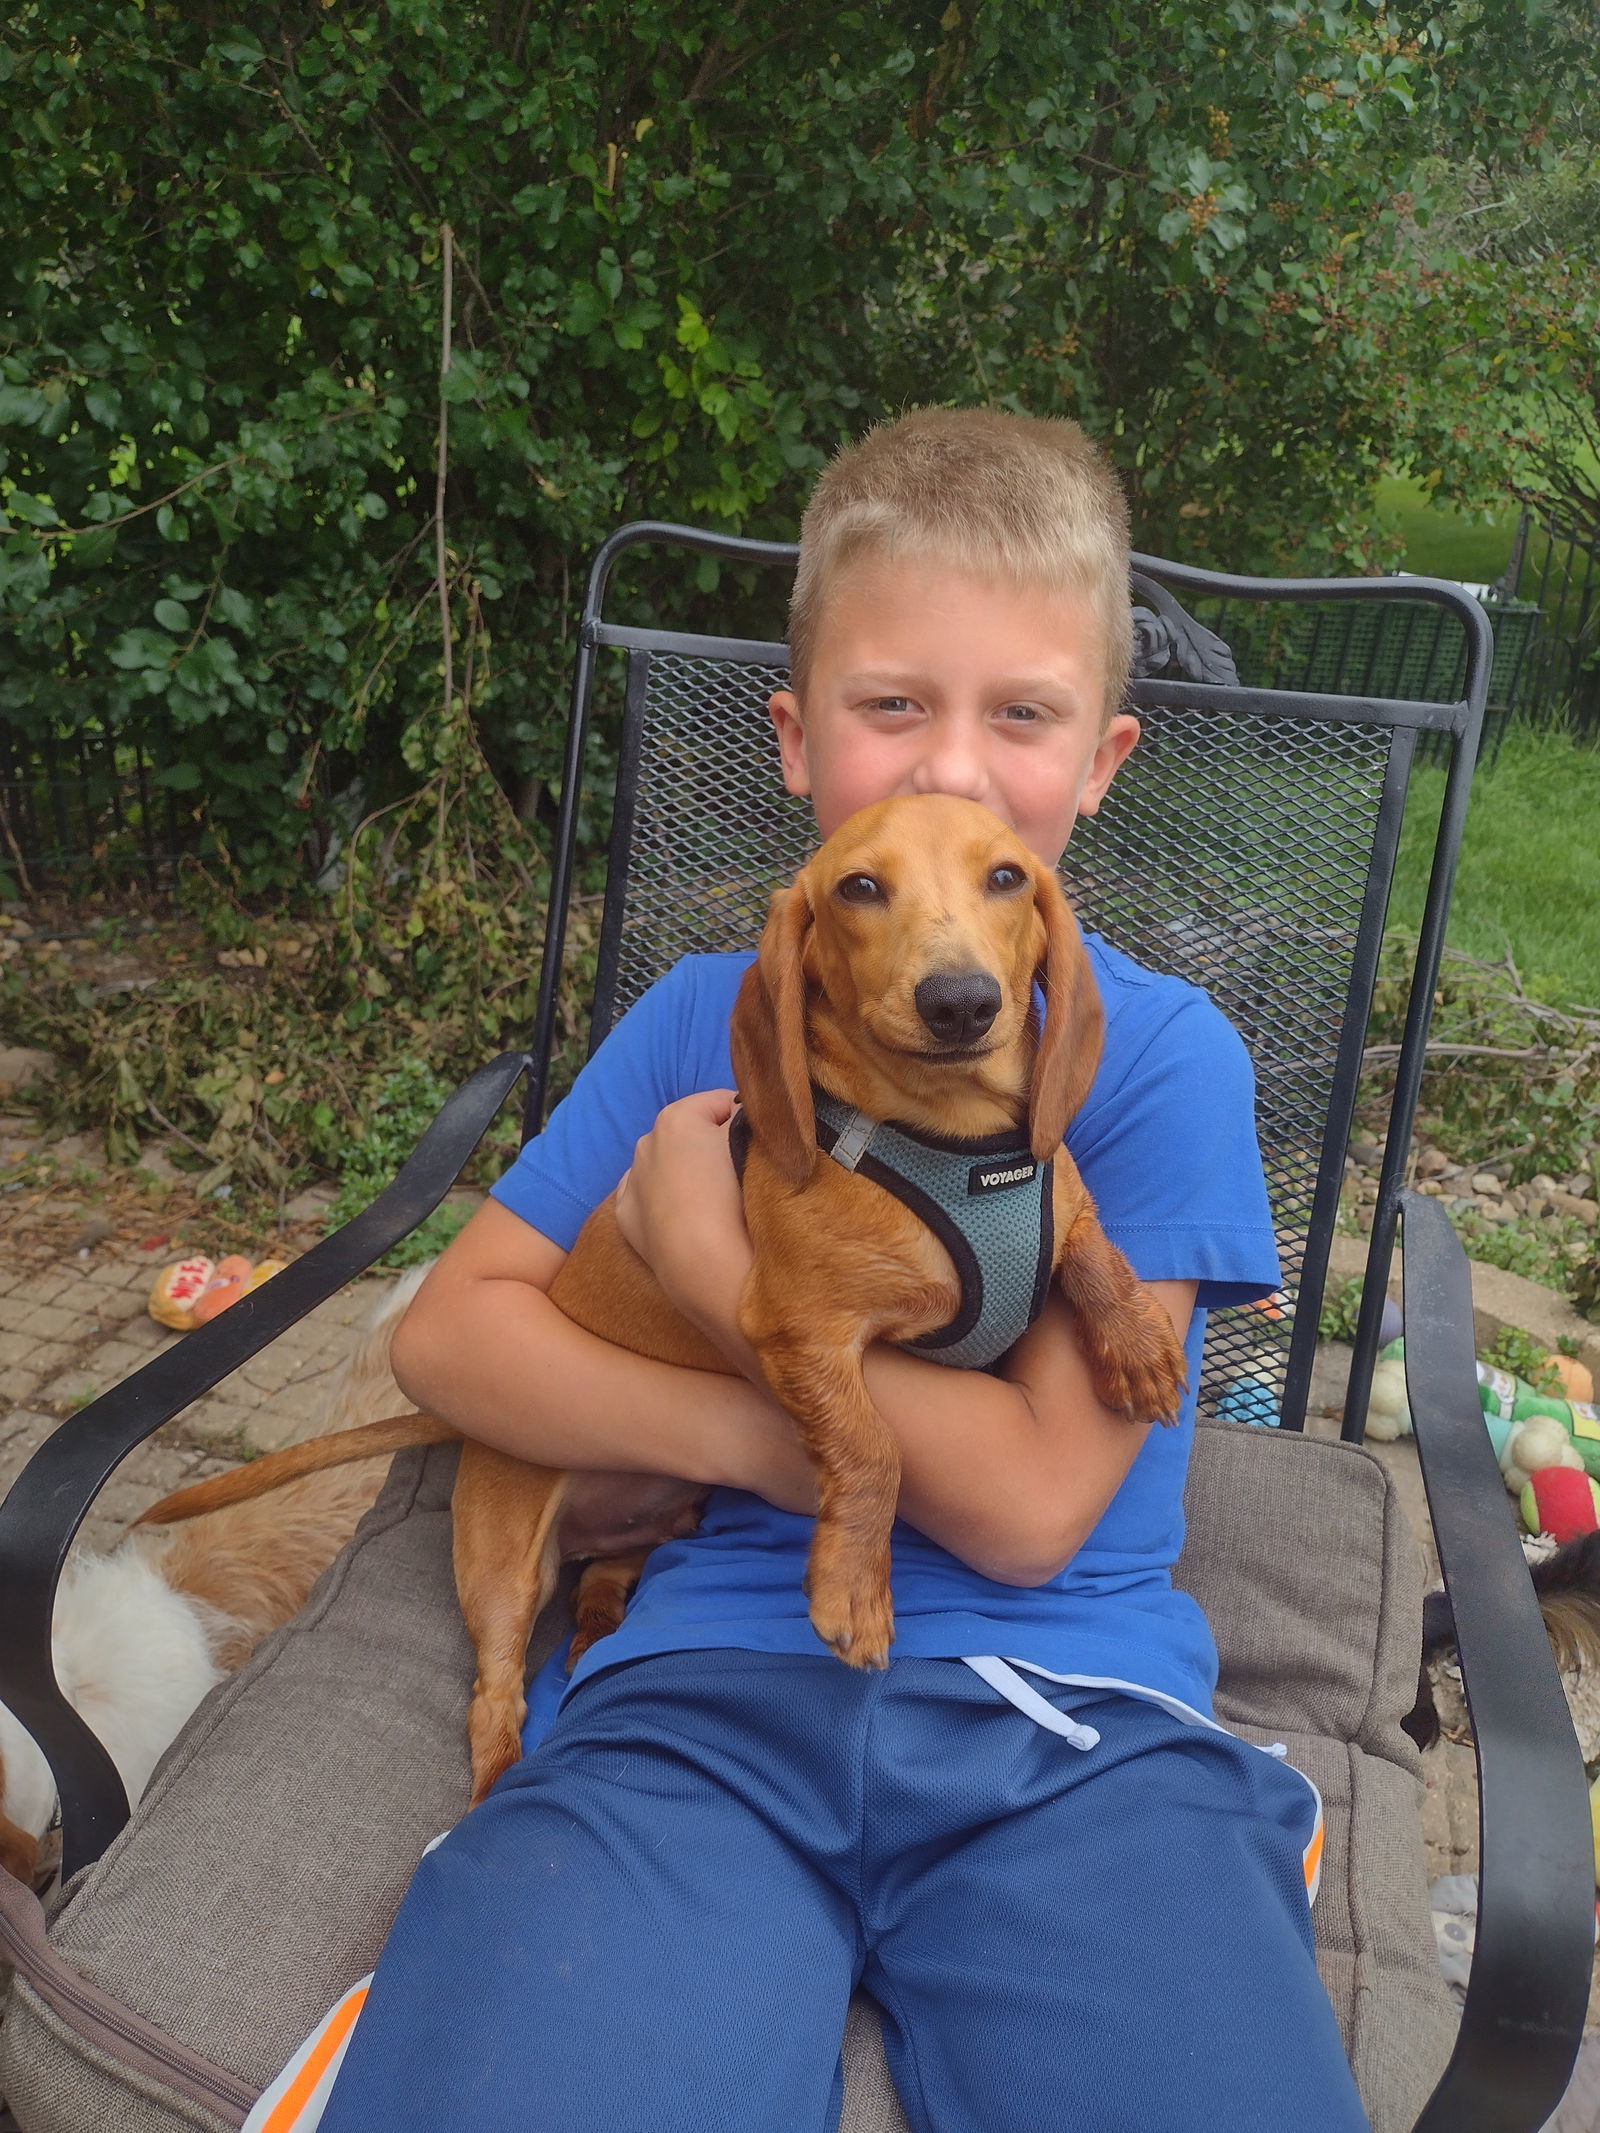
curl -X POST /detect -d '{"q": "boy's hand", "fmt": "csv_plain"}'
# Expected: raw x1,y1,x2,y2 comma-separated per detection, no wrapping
615,1090,759,1373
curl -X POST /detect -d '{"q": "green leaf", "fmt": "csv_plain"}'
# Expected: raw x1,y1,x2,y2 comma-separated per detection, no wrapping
154,598,191,632
3,489,60,526
108,628,176,670
563,284,608,336
0,387,48,428
158,761,203,791
70,525,118,569
440,353,486,404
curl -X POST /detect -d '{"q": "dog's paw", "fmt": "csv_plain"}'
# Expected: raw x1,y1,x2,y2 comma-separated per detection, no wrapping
566,1601,623,1672
805,1540,894,1670
1086,1324,1189,1427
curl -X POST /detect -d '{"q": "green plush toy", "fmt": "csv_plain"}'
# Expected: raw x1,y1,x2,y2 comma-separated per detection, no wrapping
1361,1337,1600,1492
1477,1360,1600,1489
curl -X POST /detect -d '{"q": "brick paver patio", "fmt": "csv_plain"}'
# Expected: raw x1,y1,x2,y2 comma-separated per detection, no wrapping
0,1243,396,1557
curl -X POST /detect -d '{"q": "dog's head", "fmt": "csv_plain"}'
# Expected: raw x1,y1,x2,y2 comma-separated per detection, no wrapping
730,794,1102,1184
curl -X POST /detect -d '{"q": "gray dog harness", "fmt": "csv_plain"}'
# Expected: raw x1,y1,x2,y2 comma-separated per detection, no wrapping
730,1089,1055,1371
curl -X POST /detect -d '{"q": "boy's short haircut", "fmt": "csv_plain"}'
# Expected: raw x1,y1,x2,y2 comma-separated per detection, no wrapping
788,407,1133,722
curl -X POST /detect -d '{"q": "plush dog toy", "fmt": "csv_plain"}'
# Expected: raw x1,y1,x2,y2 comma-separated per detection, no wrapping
148,1255,286,1332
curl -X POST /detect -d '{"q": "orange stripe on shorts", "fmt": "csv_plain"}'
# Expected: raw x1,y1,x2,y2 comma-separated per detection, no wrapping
1302,1818,1325,1892
260,1984,369,2133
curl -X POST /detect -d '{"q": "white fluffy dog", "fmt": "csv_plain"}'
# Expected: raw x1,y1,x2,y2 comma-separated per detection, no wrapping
0,1267,427,1890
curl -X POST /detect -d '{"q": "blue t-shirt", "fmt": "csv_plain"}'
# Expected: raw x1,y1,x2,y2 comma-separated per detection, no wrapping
492,937,1280,1734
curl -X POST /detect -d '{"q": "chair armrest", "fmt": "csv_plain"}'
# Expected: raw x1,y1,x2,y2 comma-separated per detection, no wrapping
1399,1189,1592,2133
0,1048,530,1878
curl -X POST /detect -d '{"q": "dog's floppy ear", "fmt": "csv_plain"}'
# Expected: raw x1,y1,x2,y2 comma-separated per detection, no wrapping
730,878,816,1187
1027,859,1104,1162
0,1804,40,1891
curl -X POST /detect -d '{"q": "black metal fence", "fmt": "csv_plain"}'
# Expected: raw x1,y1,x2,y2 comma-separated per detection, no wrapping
1196,584,1541,767
3,501,1596,902
0,718,195,901
1496,506,1600,739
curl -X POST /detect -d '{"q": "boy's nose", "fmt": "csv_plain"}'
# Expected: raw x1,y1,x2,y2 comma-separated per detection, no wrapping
912,755,988,803
914,972,1002,1046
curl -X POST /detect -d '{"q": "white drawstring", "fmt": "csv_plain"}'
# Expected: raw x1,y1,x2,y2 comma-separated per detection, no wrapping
964,1656,1100,1749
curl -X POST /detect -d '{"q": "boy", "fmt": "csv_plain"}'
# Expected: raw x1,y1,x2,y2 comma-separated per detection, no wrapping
312,410,1371,2130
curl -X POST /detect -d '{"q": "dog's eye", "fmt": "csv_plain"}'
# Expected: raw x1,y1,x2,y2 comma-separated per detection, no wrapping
835,873,886,906
988,865,1027,895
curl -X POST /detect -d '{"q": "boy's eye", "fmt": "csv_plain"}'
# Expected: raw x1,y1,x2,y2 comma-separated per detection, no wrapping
999,703,1042,723
835,873,887,906
866,696,916,715
987,865,1027,895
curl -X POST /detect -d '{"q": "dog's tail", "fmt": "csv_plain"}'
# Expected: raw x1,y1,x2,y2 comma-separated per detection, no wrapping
135,1413,460,1527
1530,1528,1600,1674
1403,1530,1600,1750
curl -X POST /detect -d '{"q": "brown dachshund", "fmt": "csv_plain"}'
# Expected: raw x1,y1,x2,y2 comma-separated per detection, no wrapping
140,794,1187,1805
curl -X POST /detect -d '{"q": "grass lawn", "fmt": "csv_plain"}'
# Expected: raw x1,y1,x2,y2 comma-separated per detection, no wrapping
1390,721,1600,1008
1375,446,1600,592
1368,472,1599,1007
1373,475,1522,584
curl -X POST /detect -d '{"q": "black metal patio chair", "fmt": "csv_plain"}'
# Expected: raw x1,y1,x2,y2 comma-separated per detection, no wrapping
0,525,1590,2133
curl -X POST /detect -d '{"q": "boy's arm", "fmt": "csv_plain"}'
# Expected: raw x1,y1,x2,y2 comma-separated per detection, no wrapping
615,1091,1194,1586
867,1282,1195,1584
388,1198,820,1527
393,1117,1160,1585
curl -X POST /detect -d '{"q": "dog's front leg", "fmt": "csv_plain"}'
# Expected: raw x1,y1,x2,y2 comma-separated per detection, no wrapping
1052,1174,1188,1425
451,1441,571,1806
747,1326,901,1668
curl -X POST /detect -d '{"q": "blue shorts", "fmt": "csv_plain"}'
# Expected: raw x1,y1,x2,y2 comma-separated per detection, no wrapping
317,1652,1368,2133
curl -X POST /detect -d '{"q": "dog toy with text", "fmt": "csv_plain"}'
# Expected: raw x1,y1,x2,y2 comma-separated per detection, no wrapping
149,1255,287,1332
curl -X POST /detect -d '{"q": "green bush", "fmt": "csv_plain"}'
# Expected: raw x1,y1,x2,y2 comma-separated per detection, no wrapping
322,1058,477,1268
1318,1276,1366,1345
0,743,600,1205
1481,1323,1562,1392
1368,932,1600,1189
2,2,1589,889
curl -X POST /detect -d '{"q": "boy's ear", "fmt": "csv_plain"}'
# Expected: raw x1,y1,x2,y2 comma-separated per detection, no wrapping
768,690,811,800
730,878,816,1186
1075,712,1141,819
1026,861,1104,1161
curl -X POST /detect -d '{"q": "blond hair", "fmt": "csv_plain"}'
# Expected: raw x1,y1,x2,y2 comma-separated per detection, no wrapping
788,407,1132,720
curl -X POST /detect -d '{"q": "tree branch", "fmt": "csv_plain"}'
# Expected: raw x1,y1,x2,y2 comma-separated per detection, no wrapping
435,223,455,728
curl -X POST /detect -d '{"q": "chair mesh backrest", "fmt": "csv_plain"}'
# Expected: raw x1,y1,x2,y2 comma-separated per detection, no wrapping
597,648,1393,1417
600,654,814,1000
1068,705,1390,1412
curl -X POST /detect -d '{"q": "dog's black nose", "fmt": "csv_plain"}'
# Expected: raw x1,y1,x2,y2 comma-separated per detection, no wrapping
914,972,1002,1045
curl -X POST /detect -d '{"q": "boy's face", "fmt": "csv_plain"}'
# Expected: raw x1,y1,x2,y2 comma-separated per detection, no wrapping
769,554,1140,868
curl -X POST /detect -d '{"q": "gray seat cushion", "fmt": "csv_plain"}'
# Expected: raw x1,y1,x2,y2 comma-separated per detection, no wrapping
0,1420,1454,2132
